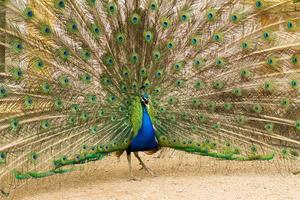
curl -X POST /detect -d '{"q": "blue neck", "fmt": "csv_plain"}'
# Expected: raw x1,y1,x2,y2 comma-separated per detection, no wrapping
128,103,157,152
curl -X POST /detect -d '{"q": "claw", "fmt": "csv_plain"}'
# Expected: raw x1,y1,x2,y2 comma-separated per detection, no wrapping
139,164,156,176
129,175,141,181
134,152,156,177
145,167,156,177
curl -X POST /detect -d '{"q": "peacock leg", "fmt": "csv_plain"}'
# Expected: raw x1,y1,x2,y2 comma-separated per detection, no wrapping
134,152,155,176
126,154,141,181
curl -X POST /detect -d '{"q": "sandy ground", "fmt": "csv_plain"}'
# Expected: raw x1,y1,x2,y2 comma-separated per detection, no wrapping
6,150,300,200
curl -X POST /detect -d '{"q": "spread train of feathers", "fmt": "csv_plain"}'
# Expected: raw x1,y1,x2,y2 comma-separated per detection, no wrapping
0,0,300,195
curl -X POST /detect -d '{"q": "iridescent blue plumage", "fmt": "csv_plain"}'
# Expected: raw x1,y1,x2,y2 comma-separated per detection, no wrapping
128,104,157,152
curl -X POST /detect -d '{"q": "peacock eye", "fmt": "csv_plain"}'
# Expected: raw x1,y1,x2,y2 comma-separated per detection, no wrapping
27,11,33,17
31,153,38,160
58,1,65,8
263,32,269,38
255,0,262,8
296,121,300,128
72,24,77,30
23,7,34,20
17,70,22,76
267,58,273,64
213,34,220,41
0,153,5,159
208,13,213,19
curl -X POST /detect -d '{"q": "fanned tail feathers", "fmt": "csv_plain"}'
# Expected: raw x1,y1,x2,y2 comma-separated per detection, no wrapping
0,0,299,194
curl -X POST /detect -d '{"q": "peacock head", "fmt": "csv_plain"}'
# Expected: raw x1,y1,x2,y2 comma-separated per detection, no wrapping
141,93,149,105
140,86,149,105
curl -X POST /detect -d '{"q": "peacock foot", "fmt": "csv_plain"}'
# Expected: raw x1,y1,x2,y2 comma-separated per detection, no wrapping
139,165,156,177
128,175,141,181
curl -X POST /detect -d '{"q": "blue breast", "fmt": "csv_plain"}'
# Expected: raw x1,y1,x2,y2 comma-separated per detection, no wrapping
129,104,157,152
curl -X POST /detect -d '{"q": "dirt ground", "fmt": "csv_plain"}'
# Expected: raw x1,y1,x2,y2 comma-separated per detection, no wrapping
8,150,300,200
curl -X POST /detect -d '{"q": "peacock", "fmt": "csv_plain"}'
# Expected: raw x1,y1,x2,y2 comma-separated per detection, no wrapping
0,0,300,196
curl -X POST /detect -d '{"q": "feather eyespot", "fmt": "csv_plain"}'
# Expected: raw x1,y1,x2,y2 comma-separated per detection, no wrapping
59,1,64,7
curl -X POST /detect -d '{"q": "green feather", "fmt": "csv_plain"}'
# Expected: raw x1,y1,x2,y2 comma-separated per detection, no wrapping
0,85,8,98
130,96,143,137
54,0,66,9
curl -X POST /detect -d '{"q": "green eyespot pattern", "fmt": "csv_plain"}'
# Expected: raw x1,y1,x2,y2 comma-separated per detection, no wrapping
55,0,66,9
23,7,34,20
0,86,8,98
130,13,141,25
